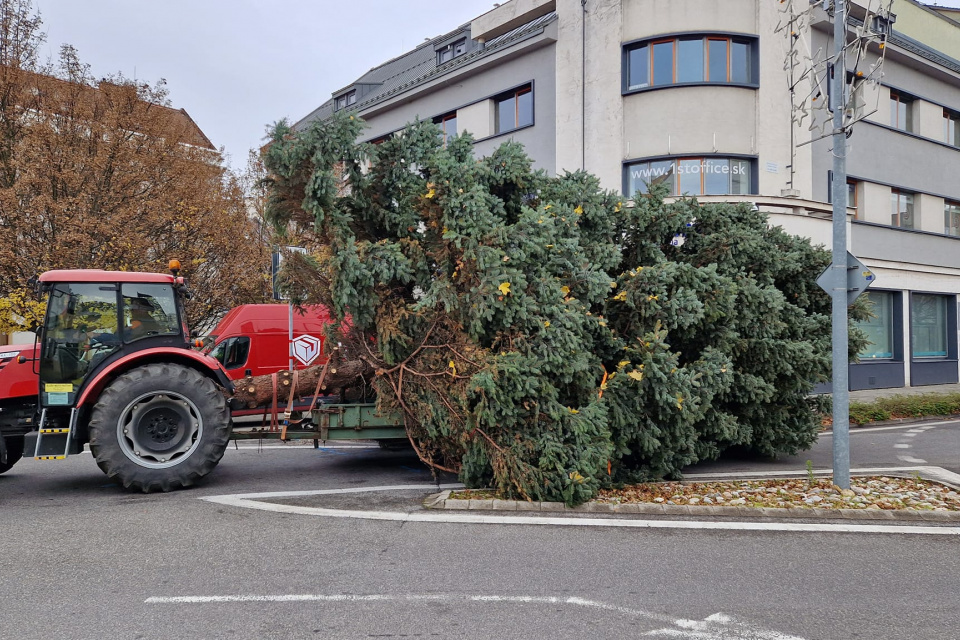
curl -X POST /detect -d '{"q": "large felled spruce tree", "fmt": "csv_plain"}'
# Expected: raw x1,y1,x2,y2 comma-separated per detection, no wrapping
262,113,862,505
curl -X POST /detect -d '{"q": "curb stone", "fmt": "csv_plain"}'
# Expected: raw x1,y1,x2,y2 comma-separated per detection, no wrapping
430,498,960,521
422,491,450,509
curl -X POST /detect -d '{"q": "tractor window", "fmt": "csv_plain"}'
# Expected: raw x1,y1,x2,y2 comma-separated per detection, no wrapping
121,284,180,342
210,337,250,370
39,283,120,405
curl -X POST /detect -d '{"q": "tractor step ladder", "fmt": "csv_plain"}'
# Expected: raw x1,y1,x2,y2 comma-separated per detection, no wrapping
34,408,79,460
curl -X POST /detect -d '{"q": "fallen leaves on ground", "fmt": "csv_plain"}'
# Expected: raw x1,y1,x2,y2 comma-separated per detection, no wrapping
450,477,960,511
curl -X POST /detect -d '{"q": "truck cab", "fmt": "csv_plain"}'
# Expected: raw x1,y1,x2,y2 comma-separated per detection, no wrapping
204,304,333,380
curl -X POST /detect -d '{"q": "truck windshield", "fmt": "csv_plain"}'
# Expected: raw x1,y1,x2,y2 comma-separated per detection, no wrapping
39,283,120,406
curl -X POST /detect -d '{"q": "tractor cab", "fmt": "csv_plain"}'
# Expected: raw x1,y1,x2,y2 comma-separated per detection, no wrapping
38,272,188,408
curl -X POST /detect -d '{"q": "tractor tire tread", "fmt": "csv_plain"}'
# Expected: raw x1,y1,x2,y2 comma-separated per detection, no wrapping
88,363,230,492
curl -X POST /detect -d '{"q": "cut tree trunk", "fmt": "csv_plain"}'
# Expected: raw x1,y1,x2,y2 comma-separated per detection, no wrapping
229,346,375,408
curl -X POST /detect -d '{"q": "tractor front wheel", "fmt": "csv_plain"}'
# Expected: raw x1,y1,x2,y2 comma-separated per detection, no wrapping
89,364,231,492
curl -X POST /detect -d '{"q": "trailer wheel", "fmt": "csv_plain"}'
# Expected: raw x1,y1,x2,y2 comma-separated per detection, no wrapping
0,435,24,474
89,363,231,492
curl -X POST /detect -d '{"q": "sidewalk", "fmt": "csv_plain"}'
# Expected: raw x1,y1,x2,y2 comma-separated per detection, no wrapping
848,382,960,403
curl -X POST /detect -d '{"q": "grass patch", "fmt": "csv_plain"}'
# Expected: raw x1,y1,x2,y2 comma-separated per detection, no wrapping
849,392,960,425
818,391,960,425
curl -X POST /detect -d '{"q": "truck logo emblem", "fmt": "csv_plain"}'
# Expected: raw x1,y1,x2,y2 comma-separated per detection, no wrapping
292,335,322,366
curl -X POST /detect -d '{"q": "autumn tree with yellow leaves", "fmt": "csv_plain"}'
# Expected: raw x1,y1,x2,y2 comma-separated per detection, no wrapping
263,111,863,505
0,0,270,334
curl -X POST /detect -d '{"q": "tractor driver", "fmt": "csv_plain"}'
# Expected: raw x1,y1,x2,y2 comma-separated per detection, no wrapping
124,299,163,341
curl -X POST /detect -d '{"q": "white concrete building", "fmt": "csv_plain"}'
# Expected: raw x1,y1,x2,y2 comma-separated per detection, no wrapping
294,0,960,390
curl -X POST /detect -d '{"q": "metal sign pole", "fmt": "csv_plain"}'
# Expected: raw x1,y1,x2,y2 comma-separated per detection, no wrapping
830,0,851,489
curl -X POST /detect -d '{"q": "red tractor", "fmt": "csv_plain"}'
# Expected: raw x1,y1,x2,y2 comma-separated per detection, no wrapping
0,263,234,491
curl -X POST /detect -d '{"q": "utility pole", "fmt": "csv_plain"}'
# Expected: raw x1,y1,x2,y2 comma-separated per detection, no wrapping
830,0,850,489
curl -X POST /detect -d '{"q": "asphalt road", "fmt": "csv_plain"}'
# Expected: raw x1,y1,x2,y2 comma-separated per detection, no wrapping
684,418,960,475
1,423,958,640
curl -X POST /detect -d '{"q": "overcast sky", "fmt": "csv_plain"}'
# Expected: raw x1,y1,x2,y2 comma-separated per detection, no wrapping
32,0,497,171
29,0,960,173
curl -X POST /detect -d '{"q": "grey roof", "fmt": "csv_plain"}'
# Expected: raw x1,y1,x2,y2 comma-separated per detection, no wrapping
889,29,960,75
294,11,557,131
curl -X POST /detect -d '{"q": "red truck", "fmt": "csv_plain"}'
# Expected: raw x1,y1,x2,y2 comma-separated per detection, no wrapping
203,304,333,380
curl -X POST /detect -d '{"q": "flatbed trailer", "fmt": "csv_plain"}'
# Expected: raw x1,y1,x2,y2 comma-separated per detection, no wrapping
229,403,407,444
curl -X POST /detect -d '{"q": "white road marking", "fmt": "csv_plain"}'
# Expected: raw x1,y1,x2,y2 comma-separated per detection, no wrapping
200,483,960,536
144,593,805,640
903,433,919,437
908,428,926,433
897,456,928,464
893,444,911,449
204,483,463,501
820,419,957,436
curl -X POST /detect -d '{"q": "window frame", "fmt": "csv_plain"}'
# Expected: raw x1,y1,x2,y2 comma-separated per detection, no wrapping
848,179,859,214
945,200,960,237
889,90,913,132
944,108,960,147
623,155,756,197
437,38,467,65
910,293,951,359
650,38,676,85
494,85,534,134
855,290,897,360
433,112,457,147
622,32,758,94
334,90,356,112
705,37,730,83
890,188,915,229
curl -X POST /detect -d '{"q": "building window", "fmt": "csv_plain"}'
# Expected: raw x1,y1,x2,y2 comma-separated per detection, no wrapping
830,177,858,213
625,157,752,197
911,294,949,358
856,291,895,359
889,91,913,132
625,35,755,91
434,112,457,147
945,109,960,147
495,85,533,134
437,39,466,65
946,201,960,236
848,180,859,217
335,90,356,111
890,189,914,229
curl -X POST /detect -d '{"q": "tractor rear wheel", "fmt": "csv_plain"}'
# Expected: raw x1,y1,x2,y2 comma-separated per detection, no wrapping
0,435,24,474
89,363,231,492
